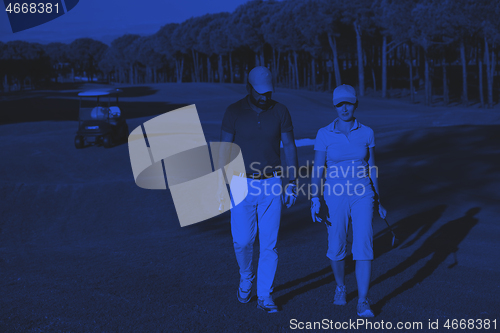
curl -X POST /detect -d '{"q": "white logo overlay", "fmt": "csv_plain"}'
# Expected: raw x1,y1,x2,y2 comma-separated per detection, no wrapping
128,105,247,227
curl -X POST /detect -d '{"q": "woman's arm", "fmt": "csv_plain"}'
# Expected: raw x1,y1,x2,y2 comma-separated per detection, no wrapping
310,150,326,222
367,147,379,200
367,147,387,218
311,150,326,198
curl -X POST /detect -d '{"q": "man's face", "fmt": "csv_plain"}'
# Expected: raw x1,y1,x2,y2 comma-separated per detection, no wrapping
249,85,272,109
335,101,356,121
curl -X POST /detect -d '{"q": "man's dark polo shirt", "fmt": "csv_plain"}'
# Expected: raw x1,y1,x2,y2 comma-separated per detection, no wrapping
222,96,293,174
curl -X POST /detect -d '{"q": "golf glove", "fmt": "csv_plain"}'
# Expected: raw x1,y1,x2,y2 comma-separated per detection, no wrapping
311,197,322,223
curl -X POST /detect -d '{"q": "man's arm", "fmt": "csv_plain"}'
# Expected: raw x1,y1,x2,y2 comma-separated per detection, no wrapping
281,131,298,180
220,130,235,143
218,130,234,170
216,130,235,204
218,129,234,169
281,131,299,208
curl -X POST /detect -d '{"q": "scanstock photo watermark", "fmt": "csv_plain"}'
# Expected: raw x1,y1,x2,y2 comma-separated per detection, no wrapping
128,104,380,227
289,318,497,330
247,161,379,199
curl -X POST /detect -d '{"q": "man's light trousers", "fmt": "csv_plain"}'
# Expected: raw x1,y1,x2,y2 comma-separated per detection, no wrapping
230,176,282,297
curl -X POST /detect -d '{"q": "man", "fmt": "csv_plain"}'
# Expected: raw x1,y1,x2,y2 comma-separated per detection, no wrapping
219,66,298,313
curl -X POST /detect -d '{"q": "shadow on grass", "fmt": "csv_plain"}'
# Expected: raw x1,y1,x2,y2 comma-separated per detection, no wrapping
1,82,86,95
273,205,447,306
274,268,335,306
0,97,188,125
376,125,500,207
24,85,157,99
272,206,479,309
120,101,188,120
373,205,447,258
371,207,480,313
118,86,159,98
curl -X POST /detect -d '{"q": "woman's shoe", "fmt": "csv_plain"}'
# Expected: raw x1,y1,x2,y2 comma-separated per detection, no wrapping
333,285,347,305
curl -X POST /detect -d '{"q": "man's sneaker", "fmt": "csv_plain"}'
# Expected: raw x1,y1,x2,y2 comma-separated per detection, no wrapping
237,280,252,303
333,285,347,305
257,296,279,313
357,299,375,317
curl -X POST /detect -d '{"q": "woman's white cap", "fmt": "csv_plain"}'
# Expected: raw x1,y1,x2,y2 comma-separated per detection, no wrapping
333,84,357,105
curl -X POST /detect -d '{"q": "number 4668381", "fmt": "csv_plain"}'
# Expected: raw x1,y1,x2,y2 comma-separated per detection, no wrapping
6,3,59,14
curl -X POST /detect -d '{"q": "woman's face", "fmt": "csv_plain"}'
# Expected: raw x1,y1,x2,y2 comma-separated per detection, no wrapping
335,102,356,122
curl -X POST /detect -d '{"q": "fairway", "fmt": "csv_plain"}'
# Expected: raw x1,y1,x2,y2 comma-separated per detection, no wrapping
1,83,499,332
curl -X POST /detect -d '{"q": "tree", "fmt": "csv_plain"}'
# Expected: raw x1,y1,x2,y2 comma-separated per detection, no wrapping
137,36,164,83
2,41,51,90
294,0,330,89
314,0,343,88
170,21,193,83
104,34,140,84
263,0,307,89
44,42,70,64
69,38,108,82
229,0,277,67
44,42,71,82
198,20,216,83
155,23,179,82
98,48,118,82
341,0,375,96
206,13,234,83
446,0,484,107
479,1,500,107
373,0,417,100
411,0,457,106
171,15,215,83
125,37,149,84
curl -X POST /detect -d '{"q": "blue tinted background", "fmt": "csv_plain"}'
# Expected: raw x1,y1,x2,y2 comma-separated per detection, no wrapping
1,0,499,331
1,0,249,43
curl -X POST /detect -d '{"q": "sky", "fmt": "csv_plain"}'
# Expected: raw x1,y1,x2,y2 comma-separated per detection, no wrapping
0,0,251,44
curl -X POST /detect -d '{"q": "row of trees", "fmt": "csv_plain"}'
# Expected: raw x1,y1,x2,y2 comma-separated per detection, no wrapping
2,0,500,107
0,38,108,90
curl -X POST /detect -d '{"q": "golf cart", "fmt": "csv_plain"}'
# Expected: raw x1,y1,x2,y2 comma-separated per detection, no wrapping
75,89,128,149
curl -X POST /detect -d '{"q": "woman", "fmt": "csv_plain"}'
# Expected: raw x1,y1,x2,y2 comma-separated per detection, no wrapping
310,84,387,317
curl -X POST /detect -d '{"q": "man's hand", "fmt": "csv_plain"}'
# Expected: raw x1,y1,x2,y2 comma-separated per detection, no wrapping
311,197,322,223
284,183,297,208
217,174,226,211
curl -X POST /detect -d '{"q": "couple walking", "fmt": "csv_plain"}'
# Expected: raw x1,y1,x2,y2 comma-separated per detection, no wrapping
219,66,387,317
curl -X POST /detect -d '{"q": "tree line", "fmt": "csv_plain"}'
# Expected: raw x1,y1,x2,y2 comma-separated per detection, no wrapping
2,0,500,107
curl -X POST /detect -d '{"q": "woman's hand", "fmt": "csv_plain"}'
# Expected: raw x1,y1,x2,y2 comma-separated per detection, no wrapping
378,203,387,219
311,197,322,223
